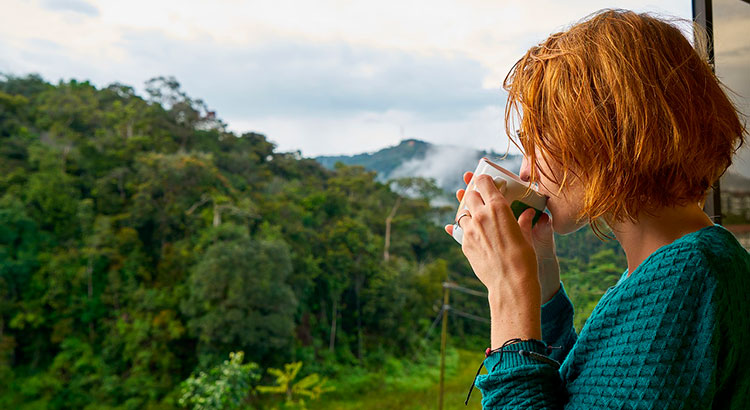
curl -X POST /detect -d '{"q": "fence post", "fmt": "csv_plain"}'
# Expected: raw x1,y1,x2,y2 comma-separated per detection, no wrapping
438,283,450,410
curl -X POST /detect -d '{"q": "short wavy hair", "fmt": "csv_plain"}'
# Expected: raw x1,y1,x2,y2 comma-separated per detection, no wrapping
505,9,746,239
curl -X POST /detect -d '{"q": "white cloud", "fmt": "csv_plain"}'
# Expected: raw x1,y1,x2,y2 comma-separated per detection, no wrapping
0,0,704,162
115,30,501,118
227,105,511,158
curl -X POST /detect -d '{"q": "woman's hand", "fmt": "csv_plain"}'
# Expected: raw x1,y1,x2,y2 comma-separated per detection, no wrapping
443,172,542,346
446,172,561,305
531,212,562,305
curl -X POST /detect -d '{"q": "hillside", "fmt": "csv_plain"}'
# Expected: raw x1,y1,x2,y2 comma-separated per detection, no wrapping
0,74,627,409
315,139,523,195
317,140,750,205
0,74,478,408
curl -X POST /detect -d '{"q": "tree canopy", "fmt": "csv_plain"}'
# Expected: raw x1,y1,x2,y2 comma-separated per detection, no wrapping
0,73,626,409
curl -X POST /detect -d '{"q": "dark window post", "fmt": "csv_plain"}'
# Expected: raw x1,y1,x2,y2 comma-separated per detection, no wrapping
692,0,722,224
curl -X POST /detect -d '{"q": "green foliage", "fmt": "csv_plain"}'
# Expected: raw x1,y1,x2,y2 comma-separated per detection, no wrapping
305,349,482,410
0,73,627,409
182,229,298,365
257,361,334,409
179,351,260,410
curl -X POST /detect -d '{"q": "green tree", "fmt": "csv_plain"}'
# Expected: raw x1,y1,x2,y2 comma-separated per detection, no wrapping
182,227,298,365
179,351,260,410
0,73,631,409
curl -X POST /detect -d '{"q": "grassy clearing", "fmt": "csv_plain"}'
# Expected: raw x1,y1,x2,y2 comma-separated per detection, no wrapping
307,349,485,410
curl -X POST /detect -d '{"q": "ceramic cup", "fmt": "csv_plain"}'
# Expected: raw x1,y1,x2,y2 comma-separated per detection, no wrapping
452,157,548,245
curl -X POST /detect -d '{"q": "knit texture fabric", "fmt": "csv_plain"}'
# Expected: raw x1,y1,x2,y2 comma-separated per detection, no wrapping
475,224,750,409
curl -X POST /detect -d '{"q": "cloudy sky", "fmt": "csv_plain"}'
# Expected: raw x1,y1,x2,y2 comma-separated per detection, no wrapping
2,0,748,176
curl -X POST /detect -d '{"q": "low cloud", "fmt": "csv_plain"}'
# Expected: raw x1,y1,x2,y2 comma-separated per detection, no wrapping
388,143,523,197
389,144,482,189
40,0,99,17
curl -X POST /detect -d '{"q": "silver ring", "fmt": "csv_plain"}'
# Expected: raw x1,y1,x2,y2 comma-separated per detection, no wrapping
455,211,471,227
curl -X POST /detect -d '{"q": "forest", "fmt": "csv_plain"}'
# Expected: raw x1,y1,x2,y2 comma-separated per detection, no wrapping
0,74,627,409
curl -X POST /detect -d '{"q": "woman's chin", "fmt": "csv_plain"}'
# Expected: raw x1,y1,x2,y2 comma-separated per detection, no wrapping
552,220,570,235
551,216,585,235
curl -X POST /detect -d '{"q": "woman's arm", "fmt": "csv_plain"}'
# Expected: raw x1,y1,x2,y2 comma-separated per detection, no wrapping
475,252,719,409
453,174,718,408
541,281,577,364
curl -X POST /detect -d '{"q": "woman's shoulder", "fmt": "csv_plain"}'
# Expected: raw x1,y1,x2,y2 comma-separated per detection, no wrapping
690,224,750,269
631,224,750,325
638,224,749,277
687,225,750,321
619,224,749,310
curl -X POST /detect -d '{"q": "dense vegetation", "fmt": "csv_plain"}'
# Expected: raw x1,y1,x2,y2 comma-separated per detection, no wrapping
0,74,626,409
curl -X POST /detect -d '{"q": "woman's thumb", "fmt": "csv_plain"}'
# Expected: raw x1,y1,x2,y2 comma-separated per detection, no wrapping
532,212,554,249
518,208,535,245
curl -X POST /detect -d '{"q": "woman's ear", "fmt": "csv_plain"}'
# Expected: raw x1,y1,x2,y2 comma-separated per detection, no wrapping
698,193,708,209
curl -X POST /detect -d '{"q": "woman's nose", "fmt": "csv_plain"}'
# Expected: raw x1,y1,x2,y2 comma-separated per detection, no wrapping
519,156,531,182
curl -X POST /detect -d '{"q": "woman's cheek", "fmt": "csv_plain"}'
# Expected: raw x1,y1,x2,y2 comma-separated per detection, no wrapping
547,200,572,235
545,200,560,233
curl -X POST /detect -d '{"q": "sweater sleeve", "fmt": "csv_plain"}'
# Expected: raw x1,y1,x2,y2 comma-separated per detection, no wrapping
475,253,720,410
540,281,577,364
475,339,567,409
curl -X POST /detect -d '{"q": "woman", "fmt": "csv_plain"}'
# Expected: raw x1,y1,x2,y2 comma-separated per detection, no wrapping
444,9,750,409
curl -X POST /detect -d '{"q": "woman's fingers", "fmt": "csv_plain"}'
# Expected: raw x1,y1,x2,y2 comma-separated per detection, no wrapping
473,174,504,203
455,172,473,202
449,171,473,236
463,189,485,212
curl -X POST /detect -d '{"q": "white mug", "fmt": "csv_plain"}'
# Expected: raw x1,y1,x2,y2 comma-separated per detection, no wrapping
452,158,548,245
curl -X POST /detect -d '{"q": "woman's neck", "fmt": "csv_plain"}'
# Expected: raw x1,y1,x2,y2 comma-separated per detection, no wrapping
608,203,715,276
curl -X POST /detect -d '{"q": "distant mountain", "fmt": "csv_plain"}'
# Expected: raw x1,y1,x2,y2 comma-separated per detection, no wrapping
315,139,523,196
316,139,433,177
315,138,750,198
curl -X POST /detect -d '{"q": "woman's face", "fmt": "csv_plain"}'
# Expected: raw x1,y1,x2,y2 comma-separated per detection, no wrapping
519,148,587,235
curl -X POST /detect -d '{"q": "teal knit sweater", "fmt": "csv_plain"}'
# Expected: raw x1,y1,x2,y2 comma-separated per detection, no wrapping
475,224,750,409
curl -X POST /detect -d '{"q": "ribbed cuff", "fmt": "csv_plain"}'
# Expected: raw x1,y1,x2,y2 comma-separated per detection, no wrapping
541,282,573,332
542,281,572,315
483,339,549,372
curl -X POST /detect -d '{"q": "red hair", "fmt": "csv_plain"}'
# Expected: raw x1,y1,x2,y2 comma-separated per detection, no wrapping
504,9,746,239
